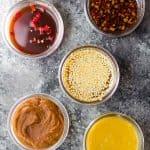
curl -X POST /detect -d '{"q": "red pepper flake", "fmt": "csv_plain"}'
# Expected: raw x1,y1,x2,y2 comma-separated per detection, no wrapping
48,36,54,42
30,21,36,28
37,25,51,34
90,0,138,33
15,12,22,19
30,11,42,29
28,8,55,46
30,4,36,13
10,31,14,36
38,27,44,34
32,12,41,24
43,25,50,32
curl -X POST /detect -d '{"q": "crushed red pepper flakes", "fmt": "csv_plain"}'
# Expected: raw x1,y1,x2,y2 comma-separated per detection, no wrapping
15,12,22,19
29,8,55,45
90,0,138,34
30,11,52,35
30,4,36,13
31,12,41,25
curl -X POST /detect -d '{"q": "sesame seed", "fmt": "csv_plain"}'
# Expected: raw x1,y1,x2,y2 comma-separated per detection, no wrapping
37,39,40,44
33,37,36,42
61,47,114,102
29,40,33,43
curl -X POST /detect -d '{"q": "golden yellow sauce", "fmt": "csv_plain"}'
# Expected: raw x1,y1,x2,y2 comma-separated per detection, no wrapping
86,115,139,150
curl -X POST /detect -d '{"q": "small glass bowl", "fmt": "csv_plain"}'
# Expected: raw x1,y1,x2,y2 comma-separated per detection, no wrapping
84,0,145,37
3,0,64,58
7,93,70,150
83,112,144,150
59,45,120,105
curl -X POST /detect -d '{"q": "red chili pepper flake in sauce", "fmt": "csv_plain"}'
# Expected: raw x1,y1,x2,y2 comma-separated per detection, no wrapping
90,0,138,33
15,12,22,19
30,4,36,13
9,5,57,55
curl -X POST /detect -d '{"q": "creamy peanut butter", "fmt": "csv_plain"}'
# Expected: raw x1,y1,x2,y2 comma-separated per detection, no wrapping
11,95,64,149
61,47,114,103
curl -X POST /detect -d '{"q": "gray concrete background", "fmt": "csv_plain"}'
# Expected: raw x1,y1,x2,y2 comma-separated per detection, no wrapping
0,0,150,149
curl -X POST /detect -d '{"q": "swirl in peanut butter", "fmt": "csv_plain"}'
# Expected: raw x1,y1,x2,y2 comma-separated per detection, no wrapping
11,96,64,149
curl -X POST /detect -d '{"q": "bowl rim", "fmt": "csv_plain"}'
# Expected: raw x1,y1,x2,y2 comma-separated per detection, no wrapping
2,0,64,59
7,93,70,150
58,45,120,105
83,112,144,150
84,0,145,37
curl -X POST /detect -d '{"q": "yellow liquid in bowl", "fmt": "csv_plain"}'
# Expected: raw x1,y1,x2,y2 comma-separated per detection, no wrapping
86,115,140,150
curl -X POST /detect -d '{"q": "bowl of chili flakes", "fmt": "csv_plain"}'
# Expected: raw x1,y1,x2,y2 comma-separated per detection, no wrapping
84,0,145,37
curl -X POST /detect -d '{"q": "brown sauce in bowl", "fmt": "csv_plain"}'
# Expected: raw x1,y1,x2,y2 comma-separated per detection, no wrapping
9,5,57,55
90,0,138,34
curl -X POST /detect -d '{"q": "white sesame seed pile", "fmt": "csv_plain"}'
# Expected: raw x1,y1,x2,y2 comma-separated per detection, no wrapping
62,47,114,102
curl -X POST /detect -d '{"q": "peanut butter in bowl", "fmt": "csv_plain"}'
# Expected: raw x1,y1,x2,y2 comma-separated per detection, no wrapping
8,94,69,150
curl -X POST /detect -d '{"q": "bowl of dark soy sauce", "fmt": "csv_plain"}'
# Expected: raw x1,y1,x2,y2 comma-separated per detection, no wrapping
3,0,64,58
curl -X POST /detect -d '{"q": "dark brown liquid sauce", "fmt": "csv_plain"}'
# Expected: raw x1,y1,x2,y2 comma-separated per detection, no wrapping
9,5,57,55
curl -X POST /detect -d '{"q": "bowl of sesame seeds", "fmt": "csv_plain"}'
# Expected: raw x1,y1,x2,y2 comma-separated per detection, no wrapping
59,46,120,105
84,0,145,37
3,0,64,58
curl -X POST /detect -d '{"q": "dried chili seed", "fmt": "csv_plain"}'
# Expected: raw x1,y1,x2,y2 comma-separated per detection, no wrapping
90,0,138,34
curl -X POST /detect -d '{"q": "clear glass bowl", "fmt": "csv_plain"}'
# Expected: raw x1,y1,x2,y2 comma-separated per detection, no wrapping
84,0,145,37
3,0,64,58
7,93,69,150
59,45,120,105
83,112,144,150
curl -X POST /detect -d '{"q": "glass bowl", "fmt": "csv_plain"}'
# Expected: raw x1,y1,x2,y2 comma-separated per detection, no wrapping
84,0,145,37
7,93,69,150
83,112,144,150
59,45,120,105
3,0,64,58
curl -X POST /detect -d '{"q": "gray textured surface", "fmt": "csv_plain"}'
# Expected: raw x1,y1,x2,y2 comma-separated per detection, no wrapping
0,0,150,150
